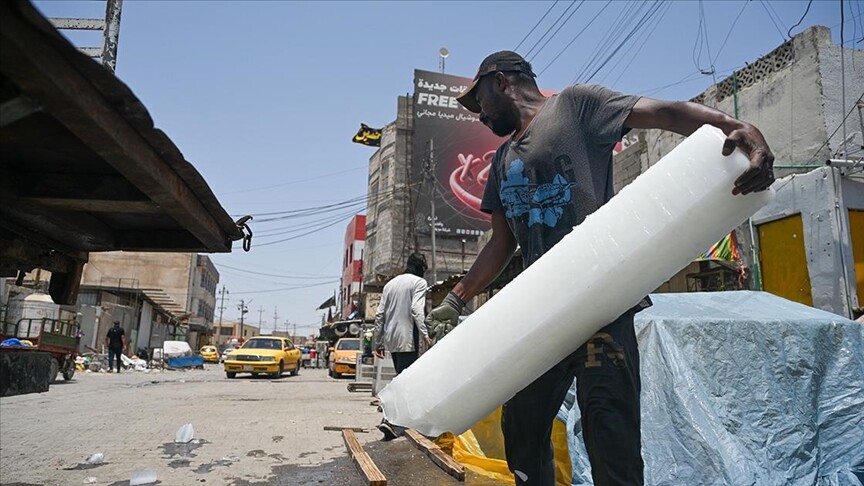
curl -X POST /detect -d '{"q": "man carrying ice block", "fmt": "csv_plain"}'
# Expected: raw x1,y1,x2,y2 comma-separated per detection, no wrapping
421,51,775,486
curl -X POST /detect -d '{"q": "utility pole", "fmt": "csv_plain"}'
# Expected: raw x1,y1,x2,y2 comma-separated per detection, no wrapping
292,322,297,344
217,285,229,332
424,139,438,282
257,305,265,333
237,299,249,341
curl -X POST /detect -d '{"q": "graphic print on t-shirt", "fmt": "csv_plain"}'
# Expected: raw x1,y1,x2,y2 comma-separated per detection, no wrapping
499,158,573,228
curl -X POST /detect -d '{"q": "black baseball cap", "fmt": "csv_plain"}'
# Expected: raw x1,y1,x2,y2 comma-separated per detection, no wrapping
456,51,536,113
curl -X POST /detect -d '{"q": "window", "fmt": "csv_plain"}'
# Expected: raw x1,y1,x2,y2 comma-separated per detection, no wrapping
219,327,233,336
199,271,217,293
197,301,214,321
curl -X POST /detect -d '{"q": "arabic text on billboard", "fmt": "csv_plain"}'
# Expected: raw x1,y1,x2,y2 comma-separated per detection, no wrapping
412,69,506,238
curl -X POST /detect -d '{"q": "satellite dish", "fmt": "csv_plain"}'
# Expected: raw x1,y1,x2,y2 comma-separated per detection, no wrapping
439,47,449,58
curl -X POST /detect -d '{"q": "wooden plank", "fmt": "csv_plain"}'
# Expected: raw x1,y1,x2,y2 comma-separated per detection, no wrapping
324,426,368,433
342,429,387,486
0,3,231,251
404,429,465,481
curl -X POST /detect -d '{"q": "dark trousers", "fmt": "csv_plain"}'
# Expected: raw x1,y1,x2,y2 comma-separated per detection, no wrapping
391,323,420,375
502,311,643,486
108,347,123,372
391,351,418,374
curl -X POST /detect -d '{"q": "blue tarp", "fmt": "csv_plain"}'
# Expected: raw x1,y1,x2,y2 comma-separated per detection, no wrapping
166,355,204,369
561,291,864,485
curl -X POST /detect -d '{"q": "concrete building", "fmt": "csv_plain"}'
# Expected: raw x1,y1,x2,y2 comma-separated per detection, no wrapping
363,98,482,293
212,319,259,348
611,25,863,317
340,215,366,318
80,252,220,347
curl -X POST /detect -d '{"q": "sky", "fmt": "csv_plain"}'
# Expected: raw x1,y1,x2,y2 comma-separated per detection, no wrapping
33,0,859,335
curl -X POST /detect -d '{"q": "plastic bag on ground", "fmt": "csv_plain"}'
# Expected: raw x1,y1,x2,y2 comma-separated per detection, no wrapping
85,453,104,465
175,423,194,443
129,470,157,485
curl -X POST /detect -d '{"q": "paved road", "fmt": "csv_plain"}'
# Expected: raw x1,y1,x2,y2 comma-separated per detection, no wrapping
0,364,384,486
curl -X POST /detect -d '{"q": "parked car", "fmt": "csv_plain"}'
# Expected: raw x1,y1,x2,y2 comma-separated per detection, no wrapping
199,346,219,363
220,347,236,363
328,337,360,378
223,337,301,379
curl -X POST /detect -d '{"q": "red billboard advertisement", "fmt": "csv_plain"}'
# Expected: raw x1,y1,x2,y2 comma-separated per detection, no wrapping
412,69,504,238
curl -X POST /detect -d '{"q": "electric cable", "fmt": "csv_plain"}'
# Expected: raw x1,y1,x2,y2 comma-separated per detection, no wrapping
572,1,646,84
528,0,586,62
606,1,674,87
524,0,579,59
220,165,368,195
537,0,613,77
758,0,787,41
713,0,750,66
580,0,668,83
515,0,560,51
787,0,814,38
215,263,337,279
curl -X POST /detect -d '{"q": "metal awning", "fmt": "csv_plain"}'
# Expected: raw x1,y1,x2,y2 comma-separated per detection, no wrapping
0,0,245,303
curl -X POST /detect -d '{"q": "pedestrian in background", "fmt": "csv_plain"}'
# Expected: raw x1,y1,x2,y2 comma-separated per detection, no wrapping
374,252,431,440
105,321,125,373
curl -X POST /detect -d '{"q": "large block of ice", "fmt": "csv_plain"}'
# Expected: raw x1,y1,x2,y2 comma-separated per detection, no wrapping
379,125,775,437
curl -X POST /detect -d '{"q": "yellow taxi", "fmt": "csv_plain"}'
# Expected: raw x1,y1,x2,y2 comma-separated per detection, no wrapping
224,336,301,379
199,345,219,363
328,338,360,378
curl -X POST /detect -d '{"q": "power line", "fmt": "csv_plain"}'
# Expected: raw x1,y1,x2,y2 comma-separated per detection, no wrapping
514,0,559,51
579,0,668,84
524,0,578,59
713,0,750,66
799,91,864,167
537,0,613,76
787,0,814,38
220,166,367,195
758,0,787,41
607,0,674,87
230,280,340,295
570,1,651,84
215,263,337,279
528,0,586,62
252,211,360,247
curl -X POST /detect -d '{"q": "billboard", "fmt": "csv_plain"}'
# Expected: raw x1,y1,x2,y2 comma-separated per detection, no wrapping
412,69,505,238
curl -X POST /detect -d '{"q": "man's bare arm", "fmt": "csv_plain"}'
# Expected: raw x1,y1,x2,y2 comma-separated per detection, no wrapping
450,211,517,304
625,98,775,195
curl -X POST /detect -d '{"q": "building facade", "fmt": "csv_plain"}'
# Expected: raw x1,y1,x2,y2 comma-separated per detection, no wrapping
611,25,863,317
212,319,259,348
363,97,482,292
80,252,220,348
340,215,366,318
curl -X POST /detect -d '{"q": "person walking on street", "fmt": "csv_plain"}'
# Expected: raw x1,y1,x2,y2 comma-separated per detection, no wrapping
374,252,431,374
425,51,774,485
106,321,125,374
374,252,431,440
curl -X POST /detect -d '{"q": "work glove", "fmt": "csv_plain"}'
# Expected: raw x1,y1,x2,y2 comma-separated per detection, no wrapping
426,292,465,344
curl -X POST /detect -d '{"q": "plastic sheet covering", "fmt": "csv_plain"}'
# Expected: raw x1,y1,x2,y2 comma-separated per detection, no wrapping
564,292,864,485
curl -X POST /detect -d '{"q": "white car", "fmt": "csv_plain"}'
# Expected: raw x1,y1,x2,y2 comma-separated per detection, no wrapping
220,347,237,363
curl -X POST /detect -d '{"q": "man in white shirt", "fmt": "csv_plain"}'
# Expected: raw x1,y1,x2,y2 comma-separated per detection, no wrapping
374,252,431,441
374,252,431,374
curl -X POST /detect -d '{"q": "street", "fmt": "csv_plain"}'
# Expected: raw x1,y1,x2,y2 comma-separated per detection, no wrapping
0,365,493,486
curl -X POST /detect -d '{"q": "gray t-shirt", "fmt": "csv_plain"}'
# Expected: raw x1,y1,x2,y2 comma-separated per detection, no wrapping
480,84,640,267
